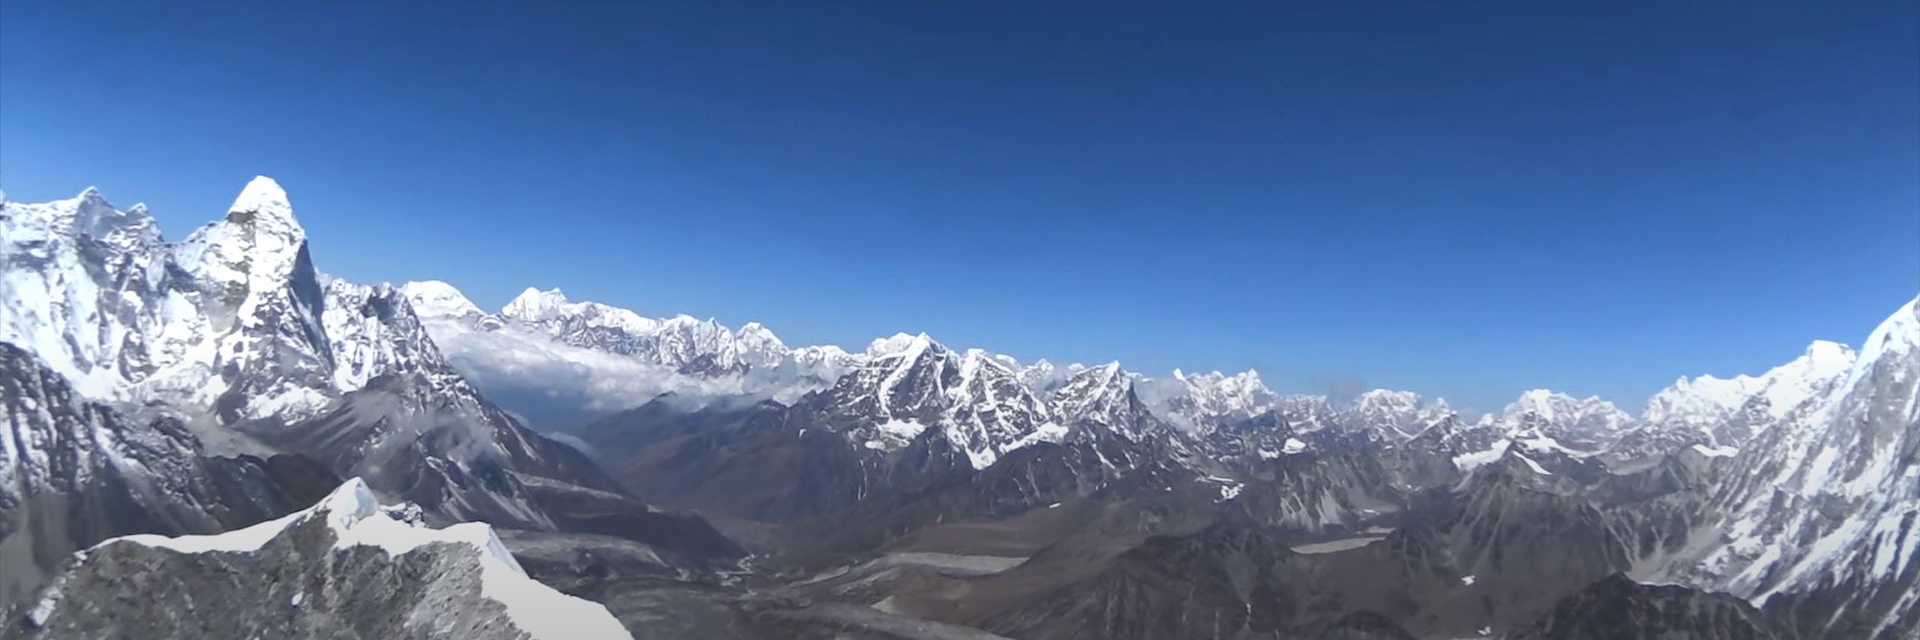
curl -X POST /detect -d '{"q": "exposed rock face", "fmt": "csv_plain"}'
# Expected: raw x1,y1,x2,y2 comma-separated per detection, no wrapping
1300,612,1420,640
0,181,742,560
244,373,625,531
1227,441,1405,534
2,188,189,404
573,344,1200,528
1488,389,1636,453
1641,341,1857,449
0,181,759,640
6,177,1917,640
1137,369,1277,433
558,299,1919,640
967,519,1311,640
496,287,770,377
1672,298,1920,639
1402,456,1635,630
17,479,631,640
0,343,335,608
1510,574,1789,640
1378,411,1488,489
0,178,405,423
887,436,1674,639
577,398,881,524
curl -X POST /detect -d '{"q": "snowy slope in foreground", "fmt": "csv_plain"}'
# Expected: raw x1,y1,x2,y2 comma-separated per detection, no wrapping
24,478,631,640
1664,295,1920,638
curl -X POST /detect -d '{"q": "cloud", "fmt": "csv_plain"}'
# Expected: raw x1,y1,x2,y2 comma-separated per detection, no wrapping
542,431,596,457
423,322,831,428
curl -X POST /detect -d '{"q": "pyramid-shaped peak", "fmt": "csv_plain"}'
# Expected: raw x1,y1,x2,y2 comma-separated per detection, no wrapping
502,287,571,319
230,176,294,218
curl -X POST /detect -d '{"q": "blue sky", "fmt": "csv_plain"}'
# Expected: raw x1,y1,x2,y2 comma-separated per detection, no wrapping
3,1,1916,411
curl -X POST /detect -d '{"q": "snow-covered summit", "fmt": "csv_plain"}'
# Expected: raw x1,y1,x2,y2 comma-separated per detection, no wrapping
111,478,532,576
1177,369,1277,412
1135,368,1277,432
398,279,487,323
228,175,296,221
2,178,422,421
1049,362,1145,438
941,348,1057,468
1489,389,1633,449
1345,389,1456,441
400,279,865,413
1017,358,1081,396
733,321,789,369
500,286,576,322
1642,339,1858,448
867,332,937,357
1741,340,1854,421
176,175,310,299
1844,297,1916,387
0,180,633,536
1672,295,1920,637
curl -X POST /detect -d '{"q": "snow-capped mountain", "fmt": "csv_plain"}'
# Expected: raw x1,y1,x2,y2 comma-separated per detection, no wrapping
832,332,958,424
0,188,168,401
1267,393,1344,433
0,179,449,424
1156,380,1464,475
1134,371,1463,451
1484,389,1635,452
319,279,469,396
499,286,774,375
1136,369,1278,431
1669,296,1920,638
7,175,1916,640
1016,358,1080,396
19,478,631,640
568,333,1204,530
812,336,1176,470
396,279,491,327
1346,389,1455,442
1047,362,1154,439
1401,388,1638,479
1640,340,1856,448
399,280,862,426
942,349,1058,469
398,275,1512,469
446,281,1517,474
399,276,1504,459
0,180,732,548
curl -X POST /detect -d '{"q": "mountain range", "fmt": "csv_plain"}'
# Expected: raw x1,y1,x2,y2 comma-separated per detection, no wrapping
2,178,1914,639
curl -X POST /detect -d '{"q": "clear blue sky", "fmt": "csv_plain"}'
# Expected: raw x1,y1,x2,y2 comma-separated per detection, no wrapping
3,1,1916,411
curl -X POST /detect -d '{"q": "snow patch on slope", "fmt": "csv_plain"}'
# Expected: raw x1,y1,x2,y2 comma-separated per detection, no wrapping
1452,439,1512,471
